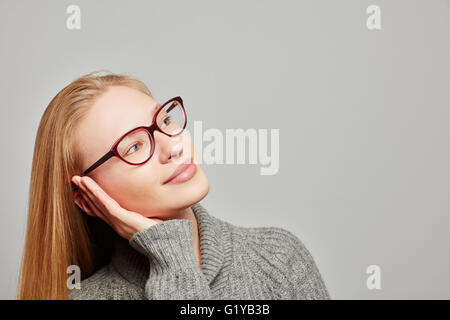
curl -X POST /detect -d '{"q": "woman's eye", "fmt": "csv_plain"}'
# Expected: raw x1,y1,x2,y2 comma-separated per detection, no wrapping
126,143,140,155
162,116,172,127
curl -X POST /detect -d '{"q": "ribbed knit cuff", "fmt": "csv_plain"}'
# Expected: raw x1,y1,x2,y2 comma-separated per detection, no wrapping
128,219,199,272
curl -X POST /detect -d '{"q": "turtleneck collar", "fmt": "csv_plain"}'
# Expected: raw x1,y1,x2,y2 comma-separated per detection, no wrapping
110,202,225,287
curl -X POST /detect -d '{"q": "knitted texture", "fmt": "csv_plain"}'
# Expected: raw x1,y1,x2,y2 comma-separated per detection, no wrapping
69,202,331,299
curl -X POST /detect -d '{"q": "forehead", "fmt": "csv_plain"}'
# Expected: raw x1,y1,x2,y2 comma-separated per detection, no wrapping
76,85,158,169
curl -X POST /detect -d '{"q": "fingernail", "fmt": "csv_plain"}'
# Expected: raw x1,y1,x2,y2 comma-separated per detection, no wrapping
82,176,91,185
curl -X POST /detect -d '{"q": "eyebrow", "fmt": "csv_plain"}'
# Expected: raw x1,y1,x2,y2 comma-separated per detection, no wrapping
110,104,161,147
152,103,163,118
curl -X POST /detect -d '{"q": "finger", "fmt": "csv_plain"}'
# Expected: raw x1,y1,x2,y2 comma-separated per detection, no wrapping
78,184,113,226
72,176,81,189
77,177,106,214
78,181,132,238
80,191,114,227
81,176,125,218
76,178,110,221
80,177,157,235
74,193,94,216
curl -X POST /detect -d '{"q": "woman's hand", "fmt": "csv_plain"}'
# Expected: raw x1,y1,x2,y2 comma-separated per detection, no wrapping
71,175,163,240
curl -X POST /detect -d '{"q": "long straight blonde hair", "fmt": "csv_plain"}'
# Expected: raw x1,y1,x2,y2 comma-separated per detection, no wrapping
17,70,153,299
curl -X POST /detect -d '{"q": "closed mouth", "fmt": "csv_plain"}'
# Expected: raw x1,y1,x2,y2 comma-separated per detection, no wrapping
163,157,195,185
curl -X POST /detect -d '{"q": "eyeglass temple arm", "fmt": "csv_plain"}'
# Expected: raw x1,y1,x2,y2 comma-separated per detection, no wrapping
167,102,176,113
72,150,115,191
165,97,182,113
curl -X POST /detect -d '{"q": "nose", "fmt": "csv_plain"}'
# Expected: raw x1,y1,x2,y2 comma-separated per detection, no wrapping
154,130,184,164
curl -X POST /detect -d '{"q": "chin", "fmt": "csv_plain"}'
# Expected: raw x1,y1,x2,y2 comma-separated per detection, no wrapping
169,168,210,209
142,168,210,218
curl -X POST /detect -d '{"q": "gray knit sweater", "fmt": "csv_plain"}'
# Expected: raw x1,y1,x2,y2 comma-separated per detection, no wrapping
69,202,331,299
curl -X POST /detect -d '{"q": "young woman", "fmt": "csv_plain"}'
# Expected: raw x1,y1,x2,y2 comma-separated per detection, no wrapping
17,71,331,300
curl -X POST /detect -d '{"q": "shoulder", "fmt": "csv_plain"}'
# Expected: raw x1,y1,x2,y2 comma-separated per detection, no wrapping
68,264,132,300
225,222,331,299
226,221,311,262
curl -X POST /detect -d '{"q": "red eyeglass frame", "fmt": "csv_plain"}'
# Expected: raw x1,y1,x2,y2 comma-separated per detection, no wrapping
72,96,186,191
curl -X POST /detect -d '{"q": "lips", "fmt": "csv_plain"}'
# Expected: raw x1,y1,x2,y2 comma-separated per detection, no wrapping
163,161,194,185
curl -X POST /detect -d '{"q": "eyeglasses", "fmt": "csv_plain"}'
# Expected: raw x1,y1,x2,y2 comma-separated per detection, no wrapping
72,96,187,191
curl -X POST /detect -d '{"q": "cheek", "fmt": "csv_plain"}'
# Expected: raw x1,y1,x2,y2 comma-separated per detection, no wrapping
100,167,161,208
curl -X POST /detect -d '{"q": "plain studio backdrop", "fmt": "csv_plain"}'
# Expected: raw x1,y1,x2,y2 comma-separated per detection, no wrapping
1,0,449,299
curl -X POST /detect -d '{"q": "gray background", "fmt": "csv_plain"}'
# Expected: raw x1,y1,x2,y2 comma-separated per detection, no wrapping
1,0,449,299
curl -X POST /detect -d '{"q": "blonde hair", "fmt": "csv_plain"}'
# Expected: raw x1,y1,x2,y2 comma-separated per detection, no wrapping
17,70,153,299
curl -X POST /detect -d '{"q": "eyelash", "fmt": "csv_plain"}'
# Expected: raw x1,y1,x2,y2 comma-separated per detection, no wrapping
126,142,142,155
